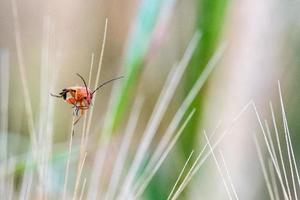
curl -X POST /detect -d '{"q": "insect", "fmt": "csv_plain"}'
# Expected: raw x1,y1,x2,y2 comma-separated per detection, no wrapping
51,73,123,125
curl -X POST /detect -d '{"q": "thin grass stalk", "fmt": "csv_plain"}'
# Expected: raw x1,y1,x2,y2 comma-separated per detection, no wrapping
269,102,291,198
62,117,76,199
86,79,121,199
105,97,144,200
133,110,196,198
85,19,108,143
73,152,87,200
85,19,110,200
75,53,95,199
282,118,297,200
252,102,289,200
140,43,224,183
79,178,87,200
45,19,58,198
84,21,110,198
0,49,9,200
264,120,279,167
171,101,252,200
219,151,239,200
81,53,95,150
204,131,233,200
167,151,194,200
253,135,275,200
118,32,202,199
170,122,223,200
11,0,37,149
278,81,299,199
38,16,52,199
268,159,280,200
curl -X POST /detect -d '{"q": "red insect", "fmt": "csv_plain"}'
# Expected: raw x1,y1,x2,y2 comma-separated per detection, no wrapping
51,73,123,125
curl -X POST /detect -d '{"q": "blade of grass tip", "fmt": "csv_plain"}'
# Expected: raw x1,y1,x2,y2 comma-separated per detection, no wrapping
145,41,224,175
269,101,291,198
268,159,280,200
252,102,290,200
253,135,275,200
170,121,223,200
118,32,202,199
105,97,144,200
134,109,196,198
167,151,194,200
79,178,87,200
136,33,201,173
278,81,299,199
62,116,76,200
11,0,37,149
264,119,279,167
219,151,239,200
0,49,9,199
85,19,108,142
171,101,252,200
73,152,87,200
204,131,233,200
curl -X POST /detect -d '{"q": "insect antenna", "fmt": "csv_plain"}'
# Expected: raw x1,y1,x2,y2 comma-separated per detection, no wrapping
50,93,62,98
76,73,89,97
92,76,124,95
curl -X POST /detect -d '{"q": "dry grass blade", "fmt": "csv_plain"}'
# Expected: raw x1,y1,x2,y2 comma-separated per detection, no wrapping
252,102,290,200
118,32,202,199
219,151,239,200
105,97,144,200
253,135,275,200
204,131,233,200
268,159,280,200
170,122,222,200
81,53,95,156
133,110,196,198
171,101,252,200
85,18,108,142
264,120,279,167
79,178,87,200
269,101,291,199
62,117,75,200
11,0,37,148
73,152,87,200
133,36,225,198
167,151,194,200
278,81,299,199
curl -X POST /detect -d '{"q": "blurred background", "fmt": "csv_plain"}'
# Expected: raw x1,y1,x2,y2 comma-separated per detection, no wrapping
0,0,300,199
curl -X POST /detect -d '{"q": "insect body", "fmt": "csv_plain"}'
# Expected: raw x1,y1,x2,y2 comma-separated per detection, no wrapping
51,73,123,125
